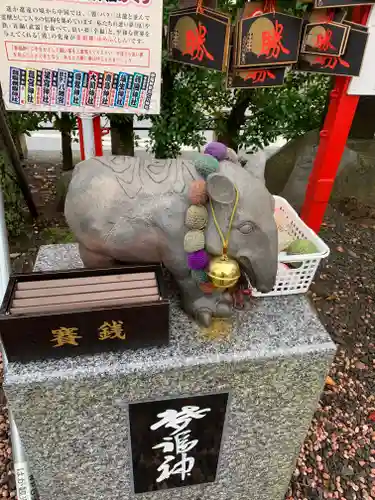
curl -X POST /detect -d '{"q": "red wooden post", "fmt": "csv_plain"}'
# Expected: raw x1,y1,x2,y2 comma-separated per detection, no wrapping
77,117,85,161
300,77,359,232
300,6,370,233
93,115,104,157
78,115,103,159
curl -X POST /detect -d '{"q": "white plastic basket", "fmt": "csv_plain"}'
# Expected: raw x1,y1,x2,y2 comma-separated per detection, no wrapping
252,196,330,297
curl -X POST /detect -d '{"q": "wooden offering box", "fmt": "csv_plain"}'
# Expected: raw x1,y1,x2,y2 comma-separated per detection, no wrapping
0,264,169,362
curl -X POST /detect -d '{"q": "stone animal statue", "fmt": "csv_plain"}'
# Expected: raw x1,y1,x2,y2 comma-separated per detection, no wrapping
65,144,278,326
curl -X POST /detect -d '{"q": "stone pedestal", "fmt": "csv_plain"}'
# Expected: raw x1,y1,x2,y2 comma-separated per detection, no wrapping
4,244,335,500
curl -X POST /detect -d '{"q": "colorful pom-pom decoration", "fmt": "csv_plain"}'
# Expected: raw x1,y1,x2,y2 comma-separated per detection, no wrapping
188,180,208,205
204,142,228,162
187,249,209,270
199,282,216,294
191,269,209,283
184,230,205,253
186,142,237,291
194,154,220,179
185,204,208,230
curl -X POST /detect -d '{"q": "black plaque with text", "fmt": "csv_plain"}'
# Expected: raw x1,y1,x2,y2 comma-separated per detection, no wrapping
129,392,229,493
314,0,375,8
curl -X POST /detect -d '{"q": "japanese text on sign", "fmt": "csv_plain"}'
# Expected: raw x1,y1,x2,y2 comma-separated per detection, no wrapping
50,320,126,347
129,393,229,493
150,406,211,483
0,0,162,113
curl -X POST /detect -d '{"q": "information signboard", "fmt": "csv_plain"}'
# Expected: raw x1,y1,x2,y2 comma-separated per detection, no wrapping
0,0,162,113
348,5,375,95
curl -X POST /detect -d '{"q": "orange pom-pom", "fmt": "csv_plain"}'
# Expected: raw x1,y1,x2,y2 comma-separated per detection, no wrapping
188,180,207,205
199,282,216,294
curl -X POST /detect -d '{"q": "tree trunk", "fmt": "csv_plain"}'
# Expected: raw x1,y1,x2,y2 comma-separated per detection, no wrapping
216,91,252,152
12,133,23,160
59,112,74,171
110,116,134,155
0,91,38,217
216,129,241,151
61,129,73,171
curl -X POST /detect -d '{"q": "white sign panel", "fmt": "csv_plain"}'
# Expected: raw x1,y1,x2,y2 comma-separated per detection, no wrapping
0,0,162,114
349,5,375,96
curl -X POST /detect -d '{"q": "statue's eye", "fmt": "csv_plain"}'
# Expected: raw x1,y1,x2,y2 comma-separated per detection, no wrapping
238,222,255,234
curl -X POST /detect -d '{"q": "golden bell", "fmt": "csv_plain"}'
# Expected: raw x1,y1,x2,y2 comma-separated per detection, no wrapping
207,255,241,289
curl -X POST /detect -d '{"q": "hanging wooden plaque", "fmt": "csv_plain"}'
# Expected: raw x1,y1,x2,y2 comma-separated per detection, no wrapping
167,9,231,71
297,27,368,76
235,12,304,67
343,19,369,32
314,0,375,8
171,5,229,21
241,1,265,19
309,7,347,23
179,0,217,9
227,66,286,88
301,22,349,55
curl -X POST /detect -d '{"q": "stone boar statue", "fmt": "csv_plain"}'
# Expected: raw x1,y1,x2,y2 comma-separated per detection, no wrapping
65,144,278,326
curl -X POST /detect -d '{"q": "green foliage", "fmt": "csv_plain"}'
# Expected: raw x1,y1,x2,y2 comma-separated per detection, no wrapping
7,111,49,137
151,62,330,155
240,71,331,151
147,0,329,157
40,227,75,244
51,112,76,133
0,152,27,238
270,72,330,141
149,63,217,157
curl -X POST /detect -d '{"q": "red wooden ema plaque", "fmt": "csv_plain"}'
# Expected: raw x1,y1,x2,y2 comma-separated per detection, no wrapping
0,265,169,362
297,27,368,76
314,0,375,8
227,66,286,88
308,7,347,23
168,8,231,72
301,22,349,56
236,12,304,68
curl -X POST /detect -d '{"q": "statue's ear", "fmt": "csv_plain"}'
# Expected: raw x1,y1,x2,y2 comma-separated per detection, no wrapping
241,150,267,182
206,173,236,205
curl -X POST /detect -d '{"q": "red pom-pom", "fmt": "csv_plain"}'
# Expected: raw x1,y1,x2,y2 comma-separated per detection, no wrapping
188,180,207,205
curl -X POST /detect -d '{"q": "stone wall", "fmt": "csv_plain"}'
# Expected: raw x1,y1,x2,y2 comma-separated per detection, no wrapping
265,131,375,212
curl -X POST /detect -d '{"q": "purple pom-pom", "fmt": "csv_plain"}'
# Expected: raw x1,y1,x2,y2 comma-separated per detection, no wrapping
187,250,209,270
204,142,228,162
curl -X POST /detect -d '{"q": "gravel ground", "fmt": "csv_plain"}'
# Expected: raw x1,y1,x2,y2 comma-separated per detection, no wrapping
0,363,15,499
287,202,375,500
1,158,375,499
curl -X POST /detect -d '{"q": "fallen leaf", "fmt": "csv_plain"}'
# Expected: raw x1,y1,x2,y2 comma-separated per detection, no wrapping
336,246,345,253
356,361,367,370
341,465,354,477
369,412,375,422
347,249,359,259
326,295,338,301
326,376,336,387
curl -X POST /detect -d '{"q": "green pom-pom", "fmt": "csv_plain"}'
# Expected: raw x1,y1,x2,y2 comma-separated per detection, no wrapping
194,153,219,179
191,269,209,283
287,239,318,255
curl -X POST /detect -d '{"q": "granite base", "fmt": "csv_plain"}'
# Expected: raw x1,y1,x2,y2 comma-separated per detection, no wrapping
4,244,335,500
